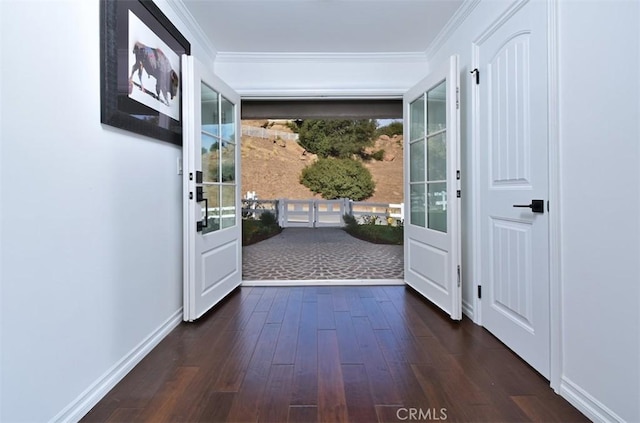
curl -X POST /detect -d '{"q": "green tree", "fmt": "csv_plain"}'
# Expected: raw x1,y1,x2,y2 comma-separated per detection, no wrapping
300,158,375,201
297,119,376,159
286,119,303,133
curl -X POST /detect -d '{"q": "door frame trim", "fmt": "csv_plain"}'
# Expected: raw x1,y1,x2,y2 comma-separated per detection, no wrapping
470,0,562,390
546,0,561,393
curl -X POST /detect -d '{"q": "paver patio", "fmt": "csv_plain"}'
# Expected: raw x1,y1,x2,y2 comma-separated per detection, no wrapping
242,227,404,280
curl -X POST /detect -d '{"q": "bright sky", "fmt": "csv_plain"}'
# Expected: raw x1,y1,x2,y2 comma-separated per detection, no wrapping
377,118,401,127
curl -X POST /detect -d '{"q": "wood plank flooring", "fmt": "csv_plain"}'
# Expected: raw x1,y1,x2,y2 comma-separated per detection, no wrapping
82,286,588,422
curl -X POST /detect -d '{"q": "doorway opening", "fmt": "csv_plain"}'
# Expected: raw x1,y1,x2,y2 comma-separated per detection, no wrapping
239,99,405,283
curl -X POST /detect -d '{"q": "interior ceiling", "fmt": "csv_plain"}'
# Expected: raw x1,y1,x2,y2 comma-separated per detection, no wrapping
181,0,464,54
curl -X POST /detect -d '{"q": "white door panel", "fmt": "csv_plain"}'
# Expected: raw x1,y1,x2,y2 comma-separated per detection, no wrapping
477,0,550,377
404,55,462,320
183,55,242,322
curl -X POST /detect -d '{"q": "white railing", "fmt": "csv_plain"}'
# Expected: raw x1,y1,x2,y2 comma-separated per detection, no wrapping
241,197,404,228
277,198,348,228
280,199,316,227
241,198,278,220
313,199,346,227
241,126,299,142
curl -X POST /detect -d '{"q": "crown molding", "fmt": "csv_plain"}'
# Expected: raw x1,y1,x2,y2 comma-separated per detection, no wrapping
235,88,406,99
425,0,481,62
215,51,428,65
160,0,217,64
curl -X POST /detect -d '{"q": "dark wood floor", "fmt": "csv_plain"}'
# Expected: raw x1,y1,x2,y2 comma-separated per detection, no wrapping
82,286,588,423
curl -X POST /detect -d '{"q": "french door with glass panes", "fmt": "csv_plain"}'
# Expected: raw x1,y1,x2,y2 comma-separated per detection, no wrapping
182,55,241,321
403,55,462,320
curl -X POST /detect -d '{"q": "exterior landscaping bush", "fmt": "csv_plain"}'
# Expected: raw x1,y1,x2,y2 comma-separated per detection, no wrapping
342,214,403,245
375,121,403,137
242,213,281,246
298,119,376,159
300,158,375,201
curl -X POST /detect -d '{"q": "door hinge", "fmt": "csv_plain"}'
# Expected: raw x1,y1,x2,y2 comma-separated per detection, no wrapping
477,285,482,299
456,190,461,198
457,265,461,287
471,68,480,85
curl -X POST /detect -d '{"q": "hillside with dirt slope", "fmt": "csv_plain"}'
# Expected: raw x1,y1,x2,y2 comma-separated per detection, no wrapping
241,120,404,204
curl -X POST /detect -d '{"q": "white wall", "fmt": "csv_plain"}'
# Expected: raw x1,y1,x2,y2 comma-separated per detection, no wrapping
0,1,4,419
0,0,210,421
558,1,640,421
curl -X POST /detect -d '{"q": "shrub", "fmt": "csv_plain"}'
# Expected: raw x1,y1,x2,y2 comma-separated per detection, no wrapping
242,214,281,246
360,149,385,162
343,222,403,245
371,149,385,161
343,213,358,228
286,119,303,133
297,119,376,159
300,158,375,201
375,121,403,137
259,211,278,226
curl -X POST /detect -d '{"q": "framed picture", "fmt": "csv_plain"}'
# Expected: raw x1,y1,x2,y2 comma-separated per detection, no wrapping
100,0,190,145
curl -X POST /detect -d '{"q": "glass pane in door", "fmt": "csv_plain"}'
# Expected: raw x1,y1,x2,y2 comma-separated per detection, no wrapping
410,184,426,227
201,84,220,136
410,96,425,141
203,132,220,183
410,139,425,183
427,182,447,232
426,81,447,134
201,185,220,234
427,133,446,181
202,83,221,183
221,185,236,229
199,84,237,231
221,96,235,141
425,79,448,232
221,139,235,183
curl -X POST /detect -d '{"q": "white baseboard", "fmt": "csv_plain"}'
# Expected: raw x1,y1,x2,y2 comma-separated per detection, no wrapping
51,309,183,423
560,376,624,423
242,279,405,287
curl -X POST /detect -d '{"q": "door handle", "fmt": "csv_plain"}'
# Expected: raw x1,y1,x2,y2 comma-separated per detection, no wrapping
197,199,209,231
513,199,544,214
196,186,209,231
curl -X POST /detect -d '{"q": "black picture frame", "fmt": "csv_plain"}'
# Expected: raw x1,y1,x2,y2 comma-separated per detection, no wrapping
100,0,190,145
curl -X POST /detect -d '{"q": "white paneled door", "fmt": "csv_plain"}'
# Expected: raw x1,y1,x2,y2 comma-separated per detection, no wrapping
182,56,242,321
476,1,550,377
403,55,462,320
